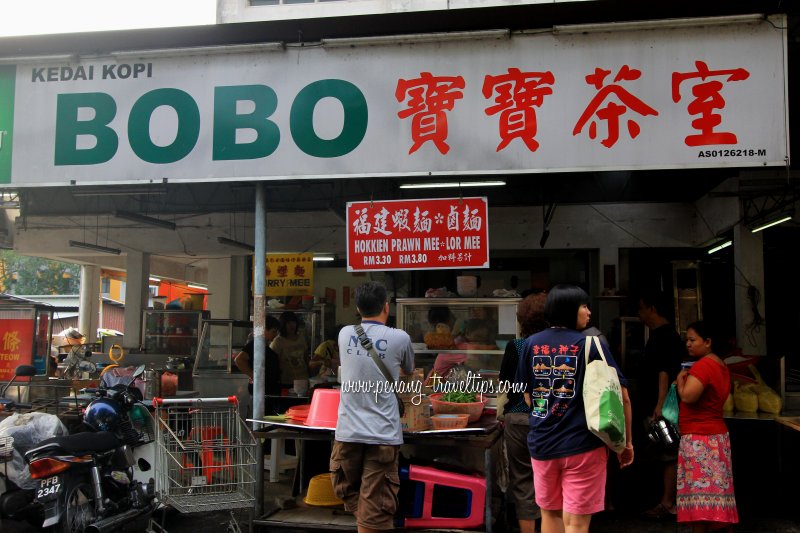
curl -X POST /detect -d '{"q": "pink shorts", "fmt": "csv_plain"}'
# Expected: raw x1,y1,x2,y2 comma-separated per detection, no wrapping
531,446,608,515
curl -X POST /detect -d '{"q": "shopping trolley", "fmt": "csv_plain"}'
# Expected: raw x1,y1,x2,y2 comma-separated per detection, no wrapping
152,396,257,518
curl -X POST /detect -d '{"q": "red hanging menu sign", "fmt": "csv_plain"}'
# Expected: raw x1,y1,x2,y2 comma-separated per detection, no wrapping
0,319,34,381
346,197,489,272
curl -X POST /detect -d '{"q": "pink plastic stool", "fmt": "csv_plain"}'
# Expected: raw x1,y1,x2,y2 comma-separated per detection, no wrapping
403,464,485,529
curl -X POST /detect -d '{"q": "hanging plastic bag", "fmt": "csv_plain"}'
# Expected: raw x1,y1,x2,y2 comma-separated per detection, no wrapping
582,336,626,454
661,383,680,426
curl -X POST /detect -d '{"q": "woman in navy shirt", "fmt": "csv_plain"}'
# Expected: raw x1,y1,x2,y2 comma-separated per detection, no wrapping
517,285,634,533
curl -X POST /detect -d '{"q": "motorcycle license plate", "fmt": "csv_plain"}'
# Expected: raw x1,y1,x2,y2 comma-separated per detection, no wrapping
37,476,62,501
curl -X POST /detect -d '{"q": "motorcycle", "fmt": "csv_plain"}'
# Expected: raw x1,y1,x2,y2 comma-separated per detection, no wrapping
0,364,43,525
24,365,156,533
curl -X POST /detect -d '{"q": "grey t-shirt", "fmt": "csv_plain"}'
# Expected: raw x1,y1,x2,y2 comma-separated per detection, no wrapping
335,321,415,445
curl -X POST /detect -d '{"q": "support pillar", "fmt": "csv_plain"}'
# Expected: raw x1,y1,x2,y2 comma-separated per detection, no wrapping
733,225,767,355
122,251,150,350
208,257,249,322
79,265,101,343
253,184,266,425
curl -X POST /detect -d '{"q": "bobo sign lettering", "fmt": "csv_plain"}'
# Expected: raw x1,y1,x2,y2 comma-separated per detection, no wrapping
0,18,788,186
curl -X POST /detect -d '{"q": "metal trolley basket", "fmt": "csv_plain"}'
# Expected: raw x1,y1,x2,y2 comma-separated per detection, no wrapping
153,396,257,514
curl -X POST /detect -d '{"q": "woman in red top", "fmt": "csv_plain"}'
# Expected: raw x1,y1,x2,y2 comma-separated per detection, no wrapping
675,321,738,532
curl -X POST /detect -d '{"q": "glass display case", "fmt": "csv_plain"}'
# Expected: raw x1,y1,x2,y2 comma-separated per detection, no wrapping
396,298,521,374
193,319,252,374
192,319,252,412
141,309,209,356
265,303,333,358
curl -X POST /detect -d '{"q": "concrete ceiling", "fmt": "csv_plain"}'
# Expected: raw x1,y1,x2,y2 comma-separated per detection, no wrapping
6,170,744,282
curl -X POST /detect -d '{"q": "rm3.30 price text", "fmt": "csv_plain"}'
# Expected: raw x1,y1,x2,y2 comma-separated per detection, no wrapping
362,253,429,266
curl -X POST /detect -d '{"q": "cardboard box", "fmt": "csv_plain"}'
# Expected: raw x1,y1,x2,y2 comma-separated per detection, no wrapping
400,394,431,432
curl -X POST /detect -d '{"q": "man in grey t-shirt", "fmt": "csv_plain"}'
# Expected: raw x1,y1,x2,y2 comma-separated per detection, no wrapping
331,281,414,532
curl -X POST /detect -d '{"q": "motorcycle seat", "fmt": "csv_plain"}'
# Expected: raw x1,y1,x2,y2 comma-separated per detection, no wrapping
27,431,121,457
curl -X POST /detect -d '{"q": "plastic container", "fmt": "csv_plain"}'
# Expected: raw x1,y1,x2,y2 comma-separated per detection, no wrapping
160,371,178,397
429,393,488,423
305,388,341,428
284,404,310,424
430,414,470,430
303,473,344,507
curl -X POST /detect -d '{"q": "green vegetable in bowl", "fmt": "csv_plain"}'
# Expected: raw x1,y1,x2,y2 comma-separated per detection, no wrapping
441,391,477,403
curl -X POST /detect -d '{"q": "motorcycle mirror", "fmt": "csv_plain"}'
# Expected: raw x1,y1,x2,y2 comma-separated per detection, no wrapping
15,365,37,377
132,364,146,379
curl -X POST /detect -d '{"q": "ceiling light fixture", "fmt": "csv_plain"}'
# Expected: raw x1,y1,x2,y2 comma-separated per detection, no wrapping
322,29,509,48
707,240,733,254
71,185,168,197
399,180,506,190
111,42,285,60
750,212,793,233
114,210,176,230
217,236,255,252
313,255,335,262
553,14,763,35
0,53,77,65
187,283,207,290
69,240,121,255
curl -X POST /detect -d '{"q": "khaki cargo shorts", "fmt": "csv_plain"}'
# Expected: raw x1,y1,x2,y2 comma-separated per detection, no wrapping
330,440,400,530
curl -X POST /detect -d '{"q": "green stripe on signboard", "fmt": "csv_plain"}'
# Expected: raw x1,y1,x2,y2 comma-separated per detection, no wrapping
0,65,16,184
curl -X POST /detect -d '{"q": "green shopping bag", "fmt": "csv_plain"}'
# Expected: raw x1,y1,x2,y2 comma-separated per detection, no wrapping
582,336,626,453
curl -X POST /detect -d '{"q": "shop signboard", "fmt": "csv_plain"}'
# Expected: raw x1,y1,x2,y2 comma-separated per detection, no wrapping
0,318,34,381
346,197,489,271
0,15,789,187
265,252,314,296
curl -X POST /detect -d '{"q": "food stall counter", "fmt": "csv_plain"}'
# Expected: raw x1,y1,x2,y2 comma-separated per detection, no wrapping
250,413,501,532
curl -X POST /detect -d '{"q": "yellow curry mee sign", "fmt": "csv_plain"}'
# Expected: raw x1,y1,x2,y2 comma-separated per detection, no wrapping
265,253,314,297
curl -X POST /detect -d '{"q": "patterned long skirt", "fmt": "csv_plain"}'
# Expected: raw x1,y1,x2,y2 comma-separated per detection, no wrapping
677,432,739,527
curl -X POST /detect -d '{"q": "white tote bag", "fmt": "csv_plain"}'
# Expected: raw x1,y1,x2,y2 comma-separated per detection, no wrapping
582,336,626,453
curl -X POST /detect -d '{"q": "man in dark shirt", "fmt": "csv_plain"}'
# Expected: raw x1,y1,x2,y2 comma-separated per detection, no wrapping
234,315,282,396
638,292,684,520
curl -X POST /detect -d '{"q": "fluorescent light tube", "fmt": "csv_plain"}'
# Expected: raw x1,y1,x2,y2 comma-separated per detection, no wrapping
114,210,176,230
750,215,793,233
313,255,335,262
322,29,509,48
149,277,161,283
707,240,732,254
0,54,76,65
399,180,506,190
69,240,121,255
187,283,207,290
71,186,167,197
553,14,763,35
217,236,255,252
112,42,284,60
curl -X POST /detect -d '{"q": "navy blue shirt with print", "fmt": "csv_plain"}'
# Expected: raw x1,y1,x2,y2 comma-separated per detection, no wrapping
516,328,627,460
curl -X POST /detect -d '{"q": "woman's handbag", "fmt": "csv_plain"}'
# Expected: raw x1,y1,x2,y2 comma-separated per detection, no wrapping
582,336,626,453
661,383,680,426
